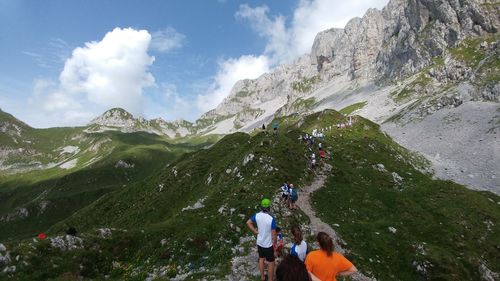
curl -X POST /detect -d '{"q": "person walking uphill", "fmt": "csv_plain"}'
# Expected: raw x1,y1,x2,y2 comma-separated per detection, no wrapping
305,232,357,281
247,198,278,281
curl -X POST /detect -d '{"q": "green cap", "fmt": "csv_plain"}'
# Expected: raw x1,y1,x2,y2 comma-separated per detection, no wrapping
261,198,271,208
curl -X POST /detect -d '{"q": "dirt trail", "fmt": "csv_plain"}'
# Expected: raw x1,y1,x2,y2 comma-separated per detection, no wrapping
225,164,374,281
296,164,374,281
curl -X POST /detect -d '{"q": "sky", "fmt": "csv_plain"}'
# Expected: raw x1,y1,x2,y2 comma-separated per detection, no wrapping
0,0,389,128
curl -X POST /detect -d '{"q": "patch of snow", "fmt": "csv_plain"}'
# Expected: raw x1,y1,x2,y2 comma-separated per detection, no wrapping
60,159,77,169
59,146,80,155
388,227,397,234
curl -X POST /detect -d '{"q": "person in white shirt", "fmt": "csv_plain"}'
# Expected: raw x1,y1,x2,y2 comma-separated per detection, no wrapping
247,198,278,281
290,226,307,262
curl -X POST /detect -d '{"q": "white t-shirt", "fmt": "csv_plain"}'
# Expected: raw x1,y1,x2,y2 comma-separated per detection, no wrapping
250,211,276,248
291,240,307,261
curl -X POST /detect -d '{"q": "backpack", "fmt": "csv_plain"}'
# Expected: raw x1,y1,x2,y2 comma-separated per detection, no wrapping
291,188,298,200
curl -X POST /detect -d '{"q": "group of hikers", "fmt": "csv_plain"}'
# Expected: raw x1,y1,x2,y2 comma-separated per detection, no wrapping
280,182,298,210
301,132,328,169
247,199,358,281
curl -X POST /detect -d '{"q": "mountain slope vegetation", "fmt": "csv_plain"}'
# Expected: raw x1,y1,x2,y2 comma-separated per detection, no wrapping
0,110,498,280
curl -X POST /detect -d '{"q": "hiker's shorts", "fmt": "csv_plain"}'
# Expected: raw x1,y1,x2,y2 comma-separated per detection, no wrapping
257,245,275,262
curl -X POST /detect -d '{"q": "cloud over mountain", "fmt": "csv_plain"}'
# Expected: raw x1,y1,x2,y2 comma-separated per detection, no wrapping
196,55,270,112
32,27,156,126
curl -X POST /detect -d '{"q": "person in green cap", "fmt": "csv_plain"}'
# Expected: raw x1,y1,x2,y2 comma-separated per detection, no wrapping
246,198,278,281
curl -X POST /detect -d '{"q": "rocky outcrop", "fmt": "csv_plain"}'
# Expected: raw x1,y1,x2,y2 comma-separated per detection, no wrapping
87,108,194,137
203,0,498,135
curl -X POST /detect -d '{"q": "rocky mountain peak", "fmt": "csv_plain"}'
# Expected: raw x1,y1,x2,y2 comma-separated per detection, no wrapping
88,108,135,127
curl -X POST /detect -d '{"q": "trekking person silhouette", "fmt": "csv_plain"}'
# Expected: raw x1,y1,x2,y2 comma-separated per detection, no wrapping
305,232,357,281
246,198,278,281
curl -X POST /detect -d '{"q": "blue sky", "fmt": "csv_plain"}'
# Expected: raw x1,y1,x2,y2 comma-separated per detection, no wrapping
0,0,388,128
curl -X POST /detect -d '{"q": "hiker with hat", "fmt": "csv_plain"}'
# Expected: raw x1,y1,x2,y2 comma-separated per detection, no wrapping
246,198,278,281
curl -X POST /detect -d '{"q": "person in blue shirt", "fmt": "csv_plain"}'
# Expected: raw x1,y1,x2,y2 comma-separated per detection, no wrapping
275,226,284,258
246,198,278,281
290,226,307,262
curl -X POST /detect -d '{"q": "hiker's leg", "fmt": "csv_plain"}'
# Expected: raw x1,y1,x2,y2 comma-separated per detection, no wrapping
268,261,275,281
259,258,265,280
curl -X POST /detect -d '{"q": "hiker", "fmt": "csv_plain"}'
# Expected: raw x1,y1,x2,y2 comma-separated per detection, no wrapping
319,149,326,161
305,232,358,281
273,122,279,134
262,124,266,131
290,226,307,262
276,254,311,281
246,198,278,281
281,182,289,204
310,153,316,169
275,227,284,258
289,184,298,210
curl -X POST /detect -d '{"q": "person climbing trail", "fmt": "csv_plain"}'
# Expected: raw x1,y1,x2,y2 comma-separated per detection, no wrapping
281,182,290,205
275,227,284,258
290,226,307,262
289,184,298,210
273,122,279,135
246,198,278,281
276,255,312,281
305,232,358,281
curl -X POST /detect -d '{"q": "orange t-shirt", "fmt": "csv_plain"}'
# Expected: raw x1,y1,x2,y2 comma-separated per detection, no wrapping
305,250,353,281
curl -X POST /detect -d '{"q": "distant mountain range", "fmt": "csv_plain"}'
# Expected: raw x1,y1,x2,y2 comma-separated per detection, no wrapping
3,0,498,193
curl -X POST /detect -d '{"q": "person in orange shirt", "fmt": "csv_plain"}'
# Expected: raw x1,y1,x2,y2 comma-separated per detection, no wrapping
305,232,358,281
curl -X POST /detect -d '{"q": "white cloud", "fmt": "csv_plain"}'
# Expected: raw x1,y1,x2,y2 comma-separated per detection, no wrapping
237,0,389,64
194,0,389,116
196,55,270,112
235,5,289,64
30,27,156,126
150,27,186,53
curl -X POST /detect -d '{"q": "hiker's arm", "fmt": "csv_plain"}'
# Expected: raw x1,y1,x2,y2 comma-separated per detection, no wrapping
308,272,321,281
272,229,277,245
246,219,258,235
337,265,357,276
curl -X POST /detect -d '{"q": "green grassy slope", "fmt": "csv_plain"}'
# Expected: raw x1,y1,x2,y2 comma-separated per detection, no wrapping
306,113,500,280
1,110,498,280
2,126,314,280
0,131,210,241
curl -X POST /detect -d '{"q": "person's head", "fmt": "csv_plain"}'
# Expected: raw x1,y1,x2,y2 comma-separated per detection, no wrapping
316,232,334,256
291,226,303,244
276,226,281,233
276,254,311,281
289,183,294,188
261,198,271,211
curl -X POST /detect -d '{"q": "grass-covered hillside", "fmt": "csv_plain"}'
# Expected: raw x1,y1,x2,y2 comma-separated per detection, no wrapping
1,122,314,280
0,109,498,280
0,129,215,242
302,112,499,280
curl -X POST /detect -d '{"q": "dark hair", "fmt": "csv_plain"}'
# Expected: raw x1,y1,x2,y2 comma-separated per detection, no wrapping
276,226,281,232
317,232,334,256
291,226,303,244
276,255,311,281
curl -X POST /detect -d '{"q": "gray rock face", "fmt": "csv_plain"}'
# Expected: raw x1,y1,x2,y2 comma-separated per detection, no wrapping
87,108,194,137
204,0,498,133
376,0,498,79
